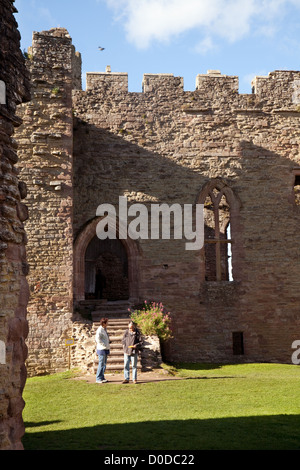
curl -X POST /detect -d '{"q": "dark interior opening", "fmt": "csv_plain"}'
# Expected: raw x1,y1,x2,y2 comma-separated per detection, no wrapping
84,236,129,301
232,331,244,355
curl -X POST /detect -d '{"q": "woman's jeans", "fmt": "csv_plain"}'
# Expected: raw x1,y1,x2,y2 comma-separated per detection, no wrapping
96,352,108,381
124,353,138,381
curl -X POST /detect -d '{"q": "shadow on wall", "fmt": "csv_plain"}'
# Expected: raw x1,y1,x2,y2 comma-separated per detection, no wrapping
73,121,299,235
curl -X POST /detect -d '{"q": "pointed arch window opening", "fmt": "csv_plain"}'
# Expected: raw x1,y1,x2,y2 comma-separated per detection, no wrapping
204,187,234,282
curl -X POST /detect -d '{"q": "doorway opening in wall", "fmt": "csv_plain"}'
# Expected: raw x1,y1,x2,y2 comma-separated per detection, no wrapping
84,236,129,301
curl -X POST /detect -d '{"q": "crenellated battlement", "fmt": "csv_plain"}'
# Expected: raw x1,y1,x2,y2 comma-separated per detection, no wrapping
195,70,239,95
86,67,238,95
142,73,184,92
86,68,128,92
86,69,185,93
251,70,300,105
84,65,300,107
26,28,300,108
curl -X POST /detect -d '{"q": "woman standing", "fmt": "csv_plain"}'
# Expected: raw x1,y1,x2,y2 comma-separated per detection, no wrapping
95,317,110,383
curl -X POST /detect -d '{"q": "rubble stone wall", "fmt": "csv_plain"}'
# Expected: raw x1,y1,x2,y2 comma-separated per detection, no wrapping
0,0,30,450
16,28,76,376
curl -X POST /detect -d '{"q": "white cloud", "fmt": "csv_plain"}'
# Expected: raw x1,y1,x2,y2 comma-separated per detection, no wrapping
103,0,300,49
194,36,216,55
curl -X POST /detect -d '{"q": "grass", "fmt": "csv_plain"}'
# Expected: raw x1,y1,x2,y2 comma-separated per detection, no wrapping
22,363,300,450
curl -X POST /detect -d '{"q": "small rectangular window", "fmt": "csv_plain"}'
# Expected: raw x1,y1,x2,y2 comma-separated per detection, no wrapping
232,332,244,355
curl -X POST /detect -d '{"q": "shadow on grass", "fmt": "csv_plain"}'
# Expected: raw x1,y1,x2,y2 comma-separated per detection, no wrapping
172,363,225,371
135,375,238,383
25,421,62,429
23,414,300,450
161,362,225,376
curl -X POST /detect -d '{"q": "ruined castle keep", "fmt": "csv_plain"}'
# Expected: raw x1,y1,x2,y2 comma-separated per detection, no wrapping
0,0,30,450
15,27,300,377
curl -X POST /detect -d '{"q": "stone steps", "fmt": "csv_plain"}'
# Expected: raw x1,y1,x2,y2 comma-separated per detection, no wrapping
73,302,162,375
78,300,143,373
93,316,141,373
92,300,132,322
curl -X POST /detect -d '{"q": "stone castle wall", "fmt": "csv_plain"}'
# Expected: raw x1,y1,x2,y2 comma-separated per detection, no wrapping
0,0,30,450
15,29,77,376
72,67,300,364
15,28,300,376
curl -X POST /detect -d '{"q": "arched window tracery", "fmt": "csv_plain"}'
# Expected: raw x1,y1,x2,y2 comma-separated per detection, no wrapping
197,179,241,282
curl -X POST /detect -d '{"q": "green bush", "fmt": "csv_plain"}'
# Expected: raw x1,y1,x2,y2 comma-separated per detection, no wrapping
130,300,172,341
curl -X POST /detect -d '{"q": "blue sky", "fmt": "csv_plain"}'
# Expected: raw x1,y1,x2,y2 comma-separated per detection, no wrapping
14,0,300,93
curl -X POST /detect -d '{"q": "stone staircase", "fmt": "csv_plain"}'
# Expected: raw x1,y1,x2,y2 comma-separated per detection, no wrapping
91,299,132,322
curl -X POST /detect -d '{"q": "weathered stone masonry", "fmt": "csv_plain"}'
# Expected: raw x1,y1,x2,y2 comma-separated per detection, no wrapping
0,0,30,451
16,29,79,375
16,28,300,376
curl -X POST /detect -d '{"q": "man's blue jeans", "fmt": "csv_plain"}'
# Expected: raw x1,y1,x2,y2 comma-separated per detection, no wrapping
96,352,108,382
124,353,138,381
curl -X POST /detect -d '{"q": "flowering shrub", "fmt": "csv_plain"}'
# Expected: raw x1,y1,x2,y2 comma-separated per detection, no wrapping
129,300,172,341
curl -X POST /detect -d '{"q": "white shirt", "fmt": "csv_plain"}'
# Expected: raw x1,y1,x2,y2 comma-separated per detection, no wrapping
95,326,110,351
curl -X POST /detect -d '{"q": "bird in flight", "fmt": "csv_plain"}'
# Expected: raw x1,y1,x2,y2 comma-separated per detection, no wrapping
98,46,105,51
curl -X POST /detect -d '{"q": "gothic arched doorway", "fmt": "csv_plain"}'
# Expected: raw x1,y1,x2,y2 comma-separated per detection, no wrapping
73,217,140,304
85,237,129,300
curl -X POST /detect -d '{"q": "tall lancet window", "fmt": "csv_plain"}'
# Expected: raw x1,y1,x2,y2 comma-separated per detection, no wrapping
198,179,240,282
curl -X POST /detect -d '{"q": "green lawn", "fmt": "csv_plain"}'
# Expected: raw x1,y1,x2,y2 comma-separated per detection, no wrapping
22,363,300,450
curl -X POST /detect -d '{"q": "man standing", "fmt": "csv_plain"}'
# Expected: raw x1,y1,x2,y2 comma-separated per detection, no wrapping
95,318,110,383
122,321,142,384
